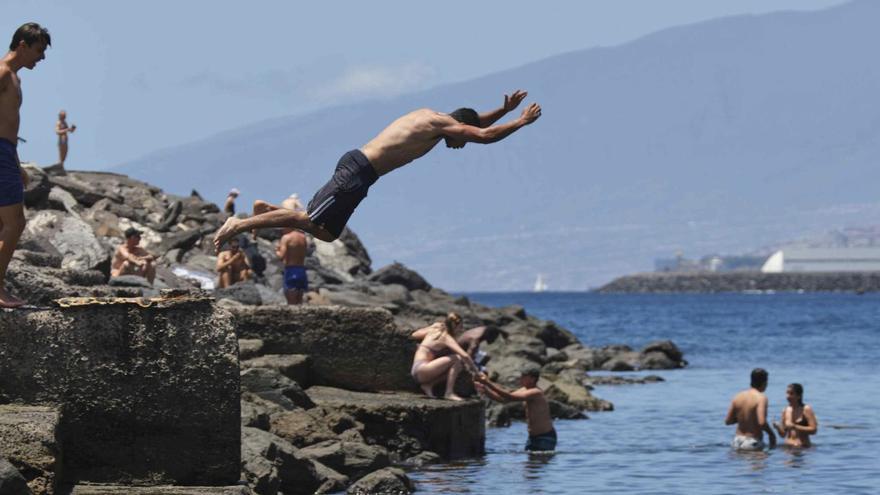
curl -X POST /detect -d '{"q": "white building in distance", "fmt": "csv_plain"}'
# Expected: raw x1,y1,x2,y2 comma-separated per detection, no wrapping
761,248,880,273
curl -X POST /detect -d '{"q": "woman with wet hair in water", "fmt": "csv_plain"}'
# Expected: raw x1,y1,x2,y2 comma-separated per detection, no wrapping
773,383,818,447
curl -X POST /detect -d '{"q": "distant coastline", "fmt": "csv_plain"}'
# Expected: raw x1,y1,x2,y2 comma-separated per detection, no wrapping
596,272,880,293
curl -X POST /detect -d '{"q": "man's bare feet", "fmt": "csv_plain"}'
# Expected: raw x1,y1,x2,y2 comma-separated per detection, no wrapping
445,393,465,401
0,288,25,309
213,217,242,253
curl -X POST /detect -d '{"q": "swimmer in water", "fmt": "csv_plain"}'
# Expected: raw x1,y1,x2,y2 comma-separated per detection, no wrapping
773,383,818,447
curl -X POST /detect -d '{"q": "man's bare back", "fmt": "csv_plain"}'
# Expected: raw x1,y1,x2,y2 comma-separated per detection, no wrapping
278,230,307,267
727,389,769,439
360,109,451,175
725,368,776,449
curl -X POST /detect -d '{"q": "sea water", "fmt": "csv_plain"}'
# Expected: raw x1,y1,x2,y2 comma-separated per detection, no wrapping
408,293,880,494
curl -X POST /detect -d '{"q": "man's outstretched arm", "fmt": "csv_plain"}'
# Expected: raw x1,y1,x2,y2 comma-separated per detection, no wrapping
478,90,527,127
442,102,541,144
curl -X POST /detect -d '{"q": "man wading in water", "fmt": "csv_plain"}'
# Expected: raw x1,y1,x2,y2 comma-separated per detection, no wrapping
213,90,541,250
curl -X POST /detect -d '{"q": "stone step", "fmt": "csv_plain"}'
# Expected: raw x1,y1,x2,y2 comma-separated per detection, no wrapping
0,296,240,486
0,405,60,495
307,386,484,460
231,305,415,392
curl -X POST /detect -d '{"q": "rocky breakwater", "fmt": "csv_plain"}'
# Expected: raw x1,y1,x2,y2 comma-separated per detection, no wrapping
597,271,880,293
4,163,688,494
0,293,241,494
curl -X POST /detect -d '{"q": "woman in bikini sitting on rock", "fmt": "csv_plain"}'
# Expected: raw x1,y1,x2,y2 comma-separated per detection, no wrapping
410,312,478,401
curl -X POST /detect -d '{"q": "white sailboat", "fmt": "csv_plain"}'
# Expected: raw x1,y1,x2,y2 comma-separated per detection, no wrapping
533,273,548,292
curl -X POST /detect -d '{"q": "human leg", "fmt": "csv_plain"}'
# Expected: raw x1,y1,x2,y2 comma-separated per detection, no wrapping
59,141,68,164
444,355,465,401
214,208,332,252
413,356,460,398
285,289,303,305
0,203,26,308
144,260,156,285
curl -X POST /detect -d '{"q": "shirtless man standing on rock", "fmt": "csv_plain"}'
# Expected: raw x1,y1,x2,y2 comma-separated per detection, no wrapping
213,90,540,250
725,368,777,451
0,23,50,308
277,196,308,305
475,365,557,452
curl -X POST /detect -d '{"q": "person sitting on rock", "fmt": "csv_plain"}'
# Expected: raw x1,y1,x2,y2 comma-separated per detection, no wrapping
110,227,157,285
213,90,541,250
216,236,251,289
410,312,478,401
475,365,557,452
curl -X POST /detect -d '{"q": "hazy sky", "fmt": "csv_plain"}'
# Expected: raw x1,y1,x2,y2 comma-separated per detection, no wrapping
4,0,845,169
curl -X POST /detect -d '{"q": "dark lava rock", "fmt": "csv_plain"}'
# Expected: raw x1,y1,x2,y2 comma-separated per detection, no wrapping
367,262,431,291
347,467,414,495
240,367,315,410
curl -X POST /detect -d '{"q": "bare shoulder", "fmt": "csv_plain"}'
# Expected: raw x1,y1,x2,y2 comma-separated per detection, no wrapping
0,66,11,89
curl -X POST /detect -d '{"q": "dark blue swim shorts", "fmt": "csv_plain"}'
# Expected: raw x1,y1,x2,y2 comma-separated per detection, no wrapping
0,138,23,207
306,149,378,240
283,265,308,291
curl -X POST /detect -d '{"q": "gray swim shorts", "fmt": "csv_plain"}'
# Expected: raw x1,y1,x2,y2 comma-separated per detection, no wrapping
731,435,764,451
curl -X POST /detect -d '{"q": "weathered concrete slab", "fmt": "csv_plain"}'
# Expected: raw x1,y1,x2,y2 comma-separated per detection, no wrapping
230,306,415,391
307,386,484,460
0,405,60,494
68,485,253,494
0,297,240,486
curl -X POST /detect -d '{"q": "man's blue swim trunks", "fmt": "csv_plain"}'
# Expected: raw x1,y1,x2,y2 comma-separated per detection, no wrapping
283,265,308,292
0,138,23,207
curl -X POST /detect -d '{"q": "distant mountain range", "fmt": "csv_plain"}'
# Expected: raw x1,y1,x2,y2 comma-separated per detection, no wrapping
116,0,880,290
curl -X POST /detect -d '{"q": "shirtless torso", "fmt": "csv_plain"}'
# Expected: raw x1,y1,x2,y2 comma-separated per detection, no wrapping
110,243,156,284
216,248,250,288
361,104,540,176
726,388,775,446
278,230,307,266
0,63,22,144
520,386,554,436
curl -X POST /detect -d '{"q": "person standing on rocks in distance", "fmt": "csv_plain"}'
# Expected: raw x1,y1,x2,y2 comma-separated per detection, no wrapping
111,227,157,285
410,312,479,401
216,236,251,289
475,365,556,452
725,368,777,450
55,109,74,165
276,196,308,305
213,90,541,250
0,22,50,308
223,188,239,216
773,383,818,448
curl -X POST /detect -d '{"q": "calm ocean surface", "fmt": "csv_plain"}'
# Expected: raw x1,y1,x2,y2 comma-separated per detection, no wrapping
408,293,880,495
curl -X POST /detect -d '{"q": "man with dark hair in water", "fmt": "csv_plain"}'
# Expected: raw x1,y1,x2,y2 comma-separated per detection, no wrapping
0,22,50,308
476,365,556,451
213,90,540,250
725,368,777,450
